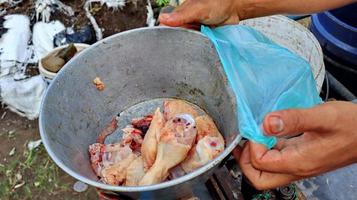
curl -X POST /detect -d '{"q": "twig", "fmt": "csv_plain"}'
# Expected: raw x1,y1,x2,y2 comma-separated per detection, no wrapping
1,111,7,119
84,0,103,41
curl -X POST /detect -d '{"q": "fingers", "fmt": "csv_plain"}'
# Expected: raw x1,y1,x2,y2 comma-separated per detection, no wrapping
232,145,243,161
159,1,203,27
248,142,297,174
262,103,337,137
239,142,300,190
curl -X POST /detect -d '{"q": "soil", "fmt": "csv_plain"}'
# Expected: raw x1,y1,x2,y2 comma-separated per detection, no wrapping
0,107,97,199
2,0,153,38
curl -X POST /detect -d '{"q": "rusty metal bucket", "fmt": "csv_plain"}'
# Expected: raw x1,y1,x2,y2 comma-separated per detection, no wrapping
39,27,241,199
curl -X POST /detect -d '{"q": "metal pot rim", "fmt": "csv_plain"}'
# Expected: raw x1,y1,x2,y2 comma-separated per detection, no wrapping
39,26,242,192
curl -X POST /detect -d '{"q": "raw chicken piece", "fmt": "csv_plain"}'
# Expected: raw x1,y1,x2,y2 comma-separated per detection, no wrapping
181,136,224,173
89,117,144,182
89,144,133,177
101,153,137,185
141,108,165,168
163,100,199,120
131,114,153,134
121,126,143,154
125,156,146,186
171,115,225,176
139,114,197,186
195,115,224,142
96,117,118,144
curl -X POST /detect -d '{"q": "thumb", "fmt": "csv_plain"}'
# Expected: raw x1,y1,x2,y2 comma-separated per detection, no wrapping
262,103,336,137
159,1,202,27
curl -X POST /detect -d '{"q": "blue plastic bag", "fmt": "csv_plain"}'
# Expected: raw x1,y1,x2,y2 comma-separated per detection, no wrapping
201,25,322,148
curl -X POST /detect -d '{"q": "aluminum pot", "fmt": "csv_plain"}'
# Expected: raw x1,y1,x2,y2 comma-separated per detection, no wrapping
39,27,241,199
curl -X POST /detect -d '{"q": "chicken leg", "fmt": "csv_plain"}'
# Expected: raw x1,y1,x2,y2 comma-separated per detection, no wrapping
163,99,199,120
141,108,165,168
170,115,225,177
139,114,197,186
125,156,146,186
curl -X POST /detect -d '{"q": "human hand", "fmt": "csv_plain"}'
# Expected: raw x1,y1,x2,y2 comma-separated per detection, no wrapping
159,0,244,27
232,101,357,190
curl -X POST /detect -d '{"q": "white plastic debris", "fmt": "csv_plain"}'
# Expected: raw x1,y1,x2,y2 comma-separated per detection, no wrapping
0,0,23,7
88,0,126,10
0,75,47,119
101,0,125,9
146,0,155,27
27,139,42,151
35,0,74,22
32,21,65,59
73,181,88,193
0,15,47,120
0,15,33,78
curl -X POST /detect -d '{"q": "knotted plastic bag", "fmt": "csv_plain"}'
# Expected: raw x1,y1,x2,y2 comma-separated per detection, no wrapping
201,25,322,148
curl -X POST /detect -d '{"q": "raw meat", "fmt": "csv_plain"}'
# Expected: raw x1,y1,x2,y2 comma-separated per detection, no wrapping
195,115,224,141
181,135,224,173
101,153,137,185
88,143,133,177
181,115,224,173
163,99,199,120
139,114,197,186
131,114,153,134
141,108,165,168
121,126,144,154
88,99,225,187
93,77,105,91
125,156,146,186
88,117,145,185
170,115,225,177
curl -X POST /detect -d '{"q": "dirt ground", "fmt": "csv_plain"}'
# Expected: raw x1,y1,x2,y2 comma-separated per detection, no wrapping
0,107,98,200
2,0,154,38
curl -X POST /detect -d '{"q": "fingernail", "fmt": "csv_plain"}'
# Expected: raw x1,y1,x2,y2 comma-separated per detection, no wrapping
267,116,284,134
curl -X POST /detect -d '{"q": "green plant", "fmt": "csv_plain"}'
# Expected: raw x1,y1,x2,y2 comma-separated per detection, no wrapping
0,145,70,200
156,0,170,7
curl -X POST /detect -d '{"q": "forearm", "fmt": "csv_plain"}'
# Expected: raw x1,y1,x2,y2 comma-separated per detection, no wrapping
238,0,356,20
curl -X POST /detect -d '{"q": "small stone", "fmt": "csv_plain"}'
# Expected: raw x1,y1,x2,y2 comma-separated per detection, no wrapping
27,140,42,151
73,181,88,193
9,147,16,156
16,173,22,181
8,130,16,138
